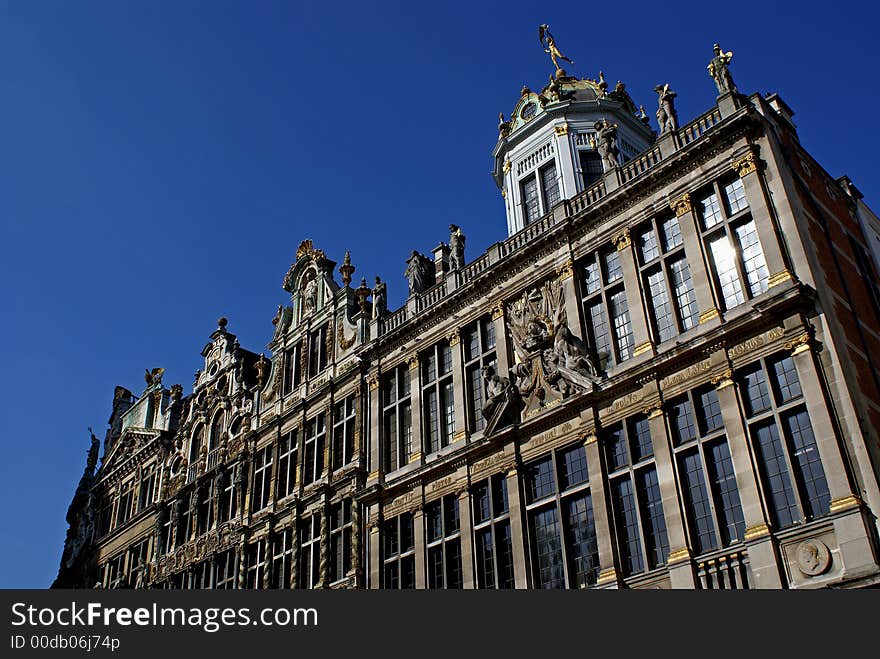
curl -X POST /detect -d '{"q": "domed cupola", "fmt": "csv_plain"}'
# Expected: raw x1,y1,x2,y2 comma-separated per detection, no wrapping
493,24,656,236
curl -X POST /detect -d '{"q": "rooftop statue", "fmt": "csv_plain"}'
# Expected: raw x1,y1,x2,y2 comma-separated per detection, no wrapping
595,119,620,170
372,276,387,319
708,43,737,95
654,83,679,133
449,224,466,271
538,24,573,75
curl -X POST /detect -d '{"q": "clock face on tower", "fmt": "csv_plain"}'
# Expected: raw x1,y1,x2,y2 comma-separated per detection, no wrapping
521,102,537,120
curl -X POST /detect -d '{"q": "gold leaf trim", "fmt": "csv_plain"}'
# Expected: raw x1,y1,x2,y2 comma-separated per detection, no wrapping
670,193,692,217
699,308,720,324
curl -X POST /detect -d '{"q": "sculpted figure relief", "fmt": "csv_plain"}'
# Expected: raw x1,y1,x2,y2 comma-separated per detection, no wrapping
302,275,318,316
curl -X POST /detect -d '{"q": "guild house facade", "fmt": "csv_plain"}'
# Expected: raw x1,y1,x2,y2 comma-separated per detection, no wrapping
55,30,880,590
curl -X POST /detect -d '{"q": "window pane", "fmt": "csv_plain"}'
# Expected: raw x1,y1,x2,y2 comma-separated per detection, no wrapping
679,450,718,554
638,226,659,264
734,220,769,297
541,163,561,210
752,421,800,528
522,176,541,225
696,387,724,435
605,425,629,471
603,250,623,284
706,439,746,545
770,356,802,403
565,493,599,588
583,257,601,295
709,234,745,309
699,192,723,230
609,289,633,360
741,364,772,416
560,444,590,490
612,477,644,575
660,216,684,250
587,299,612,368
526,456,557,502
647,268,675,342
724,178,749,215
637,467,669,567
530,507,565,588
669,258,698,330
669,397,697,446
784,410,830,518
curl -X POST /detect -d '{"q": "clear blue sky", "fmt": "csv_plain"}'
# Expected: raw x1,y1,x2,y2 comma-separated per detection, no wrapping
0,1,876,588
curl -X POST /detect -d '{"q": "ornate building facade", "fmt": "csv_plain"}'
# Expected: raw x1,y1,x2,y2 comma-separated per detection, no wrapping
55,34,880,590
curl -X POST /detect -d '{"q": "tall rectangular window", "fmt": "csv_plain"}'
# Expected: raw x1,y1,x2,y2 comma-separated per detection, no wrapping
540,162,561,210
282,342,303,395
214,549,237,589
525,444,599,588
382,364,412,472
138,464,156,512
251,444,273,513
271,528,294,589
422,341,455,453
276,429,298,500
636,214,698,343
243,539,267,589
579,150,604,188
303,413,326,486
472,474,515,589
307,325,329,378
579,246,634,371
740,354,830,528
604,416,669,576
298,513,321,589
217,466,239,524
697,178,769,311
332,395,356,471
668,388,745,554
463,316,497,433
382,513,415,589
425,494,463,589
521,176,541,225
117,479,135,528
329,500,353,583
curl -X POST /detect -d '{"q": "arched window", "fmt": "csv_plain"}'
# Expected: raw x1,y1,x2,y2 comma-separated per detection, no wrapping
189,426,204,463
209,413,225,452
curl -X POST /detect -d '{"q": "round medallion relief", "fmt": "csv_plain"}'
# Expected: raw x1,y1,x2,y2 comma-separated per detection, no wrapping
795,539,831,576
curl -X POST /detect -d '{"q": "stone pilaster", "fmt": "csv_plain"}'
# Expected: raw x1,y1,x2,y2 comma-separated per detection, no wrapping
368,506,381,589
368,375,381,481
670,192,720,328
490,301,511,377
584,432,620,588
289,512,299,589
407,357,424,464
412,507,426,589
712,370,783,588
448,330,468,444
504,466,529,588
644,403,696,587
458,489,475,588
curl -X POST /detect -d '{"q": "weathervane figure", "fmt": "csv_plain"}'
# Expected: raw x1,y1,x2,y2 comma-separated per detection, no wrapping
538,24,573,75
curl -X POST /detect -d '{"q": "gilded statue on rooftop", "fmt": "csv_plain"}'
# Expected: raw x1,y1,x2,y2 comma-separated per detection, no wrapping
538,24,573,75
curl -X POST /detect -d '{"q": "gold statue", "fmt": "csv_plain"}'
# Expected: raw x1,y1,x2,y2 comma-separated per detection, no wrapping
538,24,573,75
144,367,165,386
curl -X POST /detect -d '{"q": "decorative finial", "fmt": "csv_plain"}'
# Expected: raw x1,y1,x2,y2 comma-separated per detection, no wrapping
354,277,371,312
339,250,355,288
538,24,573,76
217,317,228,330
